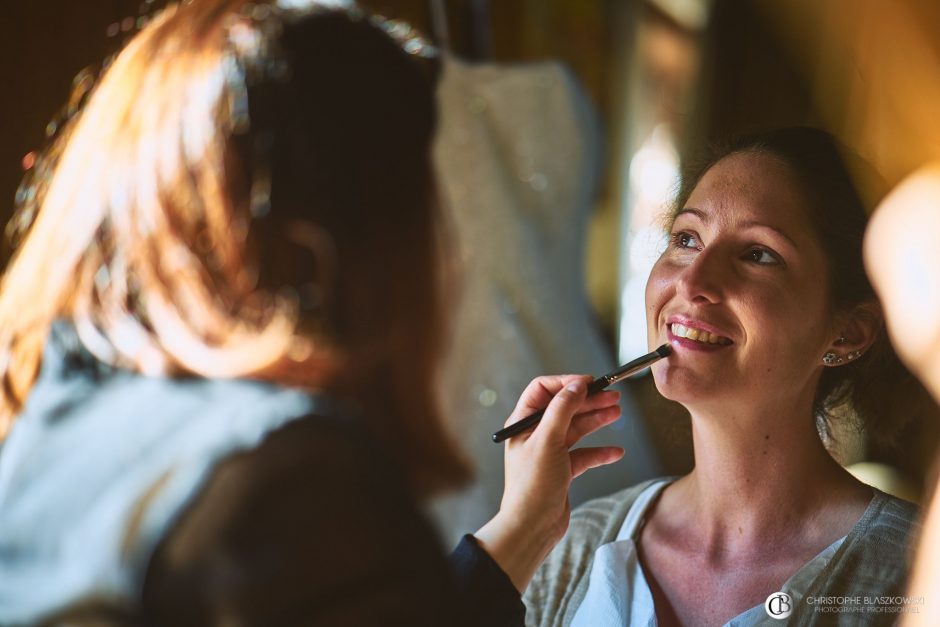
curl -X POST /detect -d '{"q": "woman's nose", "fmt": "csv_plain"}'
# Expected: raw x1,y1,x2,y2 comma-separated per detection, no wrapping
676,249,724,304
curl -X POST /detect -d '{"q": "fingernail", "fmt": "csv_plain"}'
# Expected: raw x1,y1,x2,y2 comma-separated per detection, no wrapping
566,380,585,393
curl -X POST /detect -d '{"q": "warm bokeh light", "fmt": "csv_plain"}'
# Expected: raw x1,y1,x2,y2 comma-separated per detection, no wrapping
761,0,940,192
864,163,940,402
20,151,36,171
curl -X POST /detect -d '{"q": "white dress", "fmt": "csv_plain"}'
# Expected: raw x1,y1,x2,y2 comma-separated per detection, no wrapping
429,55,660,543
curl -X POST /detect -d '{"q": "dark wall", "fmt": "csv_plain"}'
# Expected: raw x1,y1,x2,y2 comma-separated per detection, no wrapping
0,2,136,233
684,0,819,155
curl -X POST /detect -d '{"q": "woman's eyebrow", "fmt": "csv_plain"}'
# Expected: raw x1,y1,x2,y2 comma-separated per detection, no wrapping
675,208,798,250
739,220,799,249
674,207,706,222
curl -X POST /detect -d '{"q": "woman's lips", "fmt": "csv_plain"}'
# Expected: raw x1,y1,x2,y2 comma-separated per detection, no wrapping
666,317,733,341
666,323,734,352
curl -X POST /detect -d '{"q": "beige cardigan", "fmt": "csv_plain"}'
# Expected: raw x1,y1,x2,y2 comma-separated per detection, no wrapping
524,478,920,626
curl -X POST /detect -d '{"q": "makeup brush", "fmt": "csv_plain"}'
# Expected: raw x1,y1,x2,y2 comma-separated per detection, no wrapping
491,344,672,443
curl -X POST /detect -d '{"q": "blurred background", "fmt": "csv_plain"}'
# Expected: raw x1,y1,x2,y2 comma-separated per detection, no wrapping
2,0,939,541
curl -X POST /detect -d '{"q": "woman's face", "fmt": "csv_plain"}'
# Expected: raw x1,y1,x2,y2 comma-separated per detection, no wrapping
646,151,837,412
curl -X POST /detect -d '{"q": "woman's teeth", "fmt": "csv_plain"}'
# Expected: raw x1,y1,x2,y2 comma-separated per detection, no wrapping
670,323,731,345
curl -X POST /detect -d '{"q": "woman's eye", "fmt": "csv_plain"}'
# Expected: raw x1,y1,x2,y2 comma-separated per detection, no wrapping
745,247,781,265
671,232,699,250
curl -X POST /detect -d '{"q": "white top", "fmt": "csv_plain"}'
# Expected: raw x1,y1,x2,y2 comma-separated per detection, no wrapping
570,479,846,627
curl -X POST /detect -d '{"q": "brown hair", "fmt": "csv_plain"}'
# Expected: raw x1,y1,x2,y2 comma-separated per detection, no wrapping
0,0,470,497
668,127,928,447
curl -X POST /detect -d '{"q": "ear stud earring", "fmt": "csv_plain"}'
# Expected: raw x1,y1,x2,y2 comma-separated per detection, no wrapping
822,352,843,365
822,349,864,365
823,336,855,365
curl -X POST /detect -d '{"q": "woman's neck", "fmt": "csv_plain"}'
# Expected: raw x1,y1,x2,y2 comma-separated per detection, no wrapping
667,398,869,559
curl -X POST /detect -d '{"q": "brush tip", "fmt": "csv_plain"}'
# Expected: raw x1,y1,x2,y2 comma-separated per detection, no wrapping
655,343,672,358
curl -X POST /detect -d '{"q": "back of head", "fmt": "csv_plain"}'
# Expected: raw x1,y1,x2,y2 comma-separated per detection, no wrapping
0,0,469,496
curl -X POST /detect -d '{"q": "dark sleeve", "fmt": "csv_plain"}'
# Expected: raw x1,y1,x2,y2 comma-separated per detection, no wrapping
139,415,525,627
450,534,527,626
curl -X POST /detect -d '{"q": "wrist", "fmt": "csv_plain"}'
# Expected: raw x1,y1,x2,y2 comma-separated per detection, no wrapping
473,512,560,593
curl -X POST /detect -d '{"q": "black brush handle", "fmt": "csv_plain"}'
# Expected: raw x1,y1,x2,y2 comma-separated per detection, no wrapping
491,345,671,443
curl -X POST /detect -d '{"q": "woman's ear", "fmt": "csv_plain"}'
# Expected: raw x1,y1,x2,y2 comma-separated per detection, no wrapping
826,301,882,362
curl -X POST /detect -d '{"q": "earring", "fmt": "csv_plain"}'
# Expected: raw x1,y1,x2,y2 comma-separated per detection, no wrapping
822,352,844,365
846,350,863,361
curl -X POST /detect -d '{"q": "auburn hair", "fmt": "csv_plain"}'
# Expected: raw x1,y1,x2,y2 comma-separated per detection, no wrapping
0,0,470,497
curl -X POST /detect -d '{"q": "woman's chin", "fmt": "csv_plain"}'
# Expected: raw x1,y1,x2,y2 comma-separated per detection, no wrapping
652,368,732,406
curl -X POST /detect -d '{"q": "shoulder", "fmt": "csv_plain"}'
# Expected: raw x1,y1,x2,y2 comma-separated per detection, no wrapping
848,490,920,564
563,481,655,547
0,368,325,624
867,491,920,544
141,414,456,625
195,410,403,498
804,490,920,605
522,478,668,627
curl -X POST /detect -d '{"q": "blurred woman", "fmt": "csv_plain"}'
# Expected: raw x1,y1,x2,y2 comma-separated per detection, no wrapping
0,1,625,624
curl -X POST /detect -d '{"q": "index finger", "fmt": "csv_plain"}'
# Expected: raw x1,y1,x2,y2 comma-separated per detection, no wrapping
505,374,588,427
531,375,592,446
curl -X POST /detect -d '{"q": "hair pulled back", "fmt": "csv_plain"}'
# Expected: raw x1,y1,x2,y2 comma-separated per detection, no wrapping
670,127,925,447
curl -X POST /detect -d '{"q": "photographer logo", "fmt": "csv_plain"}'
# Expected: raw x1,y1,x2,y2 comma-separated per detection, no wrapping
765,592,793,619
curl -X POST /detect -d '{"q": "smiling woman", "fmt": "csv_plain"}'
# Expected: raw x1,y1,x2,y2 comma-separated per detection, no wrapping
649,149,870,424
523,128,927,627
658,130,917,448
